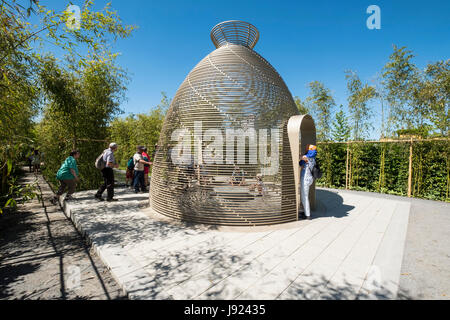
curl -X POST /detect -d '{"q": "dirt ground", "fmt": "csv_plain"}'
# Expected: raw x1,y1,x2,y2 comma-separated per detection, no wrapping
0,169,127,300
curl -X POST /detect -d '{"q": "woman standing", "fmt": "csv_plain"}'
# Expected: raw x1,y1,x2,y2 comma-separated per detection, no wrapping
299,144,317,220
51,150,80,204
142,147,150,187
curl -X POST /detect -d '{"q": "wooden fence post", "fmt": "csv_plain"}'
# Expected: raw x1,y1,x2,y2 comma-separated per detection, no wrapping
447,165,449,201
349,145,352,189
407,137,413,197
345,142,349,189
378,143,385,193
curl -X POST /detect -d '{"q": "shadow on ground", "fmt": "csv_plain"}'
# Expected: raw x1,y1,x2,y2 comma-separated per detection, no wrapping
0,263,40,299
61,186,415,300
314,189,355,220
279,273,413,300
0,172,126,300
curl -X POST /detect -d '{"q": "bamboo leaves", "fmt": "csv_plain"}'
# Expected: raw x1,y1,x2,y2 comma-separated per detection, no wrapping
345,70,377,141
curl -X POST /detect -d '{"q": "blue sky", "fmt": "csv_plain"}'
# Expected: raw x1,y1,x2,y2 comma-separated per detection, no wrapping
36,0,450,138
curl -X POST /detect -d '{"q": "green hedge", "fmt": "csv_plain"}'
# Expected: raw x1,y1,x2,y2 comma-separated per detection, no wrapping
316,141,449,202
39,138,449,203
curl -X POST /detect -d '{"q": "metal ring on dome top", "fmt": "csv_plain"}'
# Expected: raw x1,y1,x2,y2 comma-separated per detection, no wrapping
210,20,260,49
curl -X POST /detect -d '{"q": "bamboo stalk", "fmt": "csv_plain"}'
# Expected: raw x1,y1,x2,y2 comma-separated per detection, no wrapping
407,137,413,198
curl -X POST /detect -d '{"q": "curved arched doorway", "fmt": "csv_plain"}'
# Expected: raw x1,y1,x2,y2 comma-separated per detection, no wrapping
287,115,317,219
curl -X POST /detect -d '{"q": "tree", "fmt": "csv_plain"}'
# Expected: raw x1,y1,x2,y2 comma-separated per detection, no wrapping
370,73,389,139
422,60,449,136
37,57,128,190
294,96,308,114
1,0,136,209
305,81,335,141
32,0,135,190
109,92,169,167
0,0,41,211
382,45,420,132
331,106,351,142
345,70,377,140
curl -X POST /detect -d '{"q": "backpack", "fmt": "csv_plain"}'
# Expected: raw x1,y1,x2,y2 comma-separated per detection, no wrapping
143,156,150,168
310,159,323,180
127,157,134,170
95,150,106,170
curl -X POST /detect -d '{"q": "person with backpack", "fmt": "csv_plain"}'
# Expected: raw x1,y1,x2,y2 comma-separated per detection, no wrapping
51,150,80,204
132,146,152,193
126,156,134,188
299,144,318,220
95,142,119,202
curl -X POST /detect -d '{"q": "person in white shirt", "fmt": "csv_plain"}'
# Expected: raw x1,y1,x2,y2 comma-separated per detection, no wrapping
132,146,152,193
95,143,119,201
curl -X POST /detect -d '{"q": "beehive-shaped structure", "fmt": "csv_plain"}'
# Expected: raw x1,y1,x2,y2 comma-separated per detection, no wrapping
150,20,314,226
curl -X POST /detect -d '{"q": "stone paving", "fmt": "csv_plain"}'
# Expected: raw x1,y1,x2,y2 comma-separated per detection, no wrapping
60,186,415,300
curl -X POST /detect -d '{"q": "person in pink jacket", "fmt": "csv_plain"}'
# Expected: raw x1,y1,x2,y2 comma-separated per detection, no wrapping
142,147,150,187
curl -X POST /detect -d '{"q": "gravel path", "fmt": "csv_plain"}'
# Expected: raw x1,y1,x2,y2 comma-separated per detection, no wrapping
0,169,127,300
398,198,450,299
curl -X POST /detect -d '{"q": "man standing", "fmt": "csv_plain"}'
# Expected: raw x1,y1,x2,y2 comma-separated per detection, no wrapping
133,146,152,193
95,142,119,202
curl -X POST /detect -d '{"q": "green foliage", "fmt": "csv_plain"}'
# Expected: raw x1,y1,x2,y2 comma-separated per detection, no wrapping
410,141,449,200
0,169,40,214
109,92,169,167
422,60,449,136
331,106,351,142
0,1,41,210
1,0,135,208
37,58,127,190
381,46,448,136
381,143,409,195
345,70,377,140
305,81,335,141
382,45,418,131
294,96,308,114
34,0,136,67
316,141,449,202
396,126,432,138
0,165,40,214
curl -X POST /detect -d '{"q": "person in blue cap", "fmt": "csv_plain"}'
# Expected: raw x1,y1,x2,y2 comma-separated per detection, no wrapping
299,144,317,220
